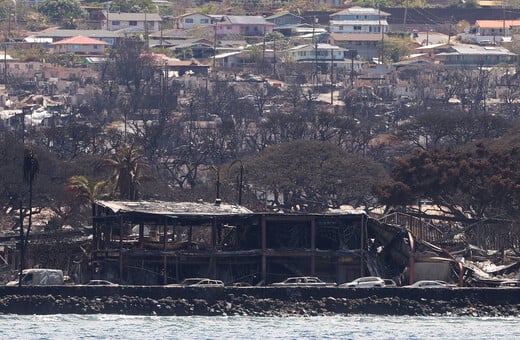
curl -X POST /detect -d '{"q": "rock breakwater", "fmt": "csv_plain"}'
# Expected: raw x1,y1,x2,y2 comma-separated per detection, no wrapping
0,291,519,317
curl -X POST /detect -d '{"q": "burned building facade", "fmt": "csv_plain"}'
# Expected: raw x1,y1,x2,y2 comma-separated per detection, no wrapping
90,200,425,285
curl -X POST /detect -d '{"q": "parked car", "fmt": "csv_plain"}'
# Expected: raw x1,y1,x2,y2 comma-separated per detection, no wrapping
499,280,520,287
85,280,118,286
270,276,335,287
383,279,397,287
6,269,64,286
339,276,385,288
403,280,455,288
167,278,224,287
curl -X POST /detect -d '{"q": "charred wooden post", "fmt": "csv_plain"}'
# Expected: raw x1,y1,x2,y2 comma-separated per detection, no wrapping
311,217,316,276
261,216,267,283
119,216,123,282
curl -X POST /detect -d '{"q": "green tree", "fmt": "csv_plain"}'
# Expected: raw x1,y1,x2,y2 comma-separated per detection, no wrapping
104,145,148,200
38,0,85,28
65,175,110,206
109,0,157,13
380,36,413,63
243,140,388,212
378,143,520,221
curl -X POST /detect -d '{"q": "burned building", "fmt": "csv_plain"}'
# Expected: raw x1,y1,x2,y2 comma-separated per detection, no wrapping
90,200,437,285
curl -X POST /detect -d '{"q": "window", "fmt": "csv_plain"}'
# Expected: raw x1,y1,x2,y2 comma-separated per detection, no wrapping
129,21,137,26
185,18,193,23
112,20,120,25
201,19,209,24
354,25,362,31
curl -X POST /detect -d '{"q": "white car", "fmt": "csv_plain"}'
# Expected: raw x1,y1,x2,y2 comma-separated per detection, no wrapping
85,280,118,286
167,278,224,287
270,276,335,287
499,280,520,288
339,276,385,288
404,280,455,288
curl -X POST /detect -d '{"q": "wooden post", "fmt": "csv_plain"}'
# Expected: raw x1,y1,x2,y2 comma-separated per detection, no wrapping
409,231,415,285
163,218,167,251
261,216,267,284
119,216,123,282
360,214,365,277
163,218,168,284
139,223,144,248
211,218,217,277
163,255,167,285
311,217,316,276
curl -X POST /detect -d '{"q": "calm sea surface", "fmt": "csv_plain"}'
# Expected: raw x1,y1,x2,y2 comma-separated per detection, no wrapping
0,314,518,339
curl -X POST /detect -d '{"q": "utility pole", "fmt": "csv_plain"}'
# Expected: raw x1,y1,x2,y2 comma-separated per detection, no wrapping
273,34,276,75
313,16,318,88
3,9,11,87
145,12,149,52
379,2,384,63
213,23,217,69
330,48,334,105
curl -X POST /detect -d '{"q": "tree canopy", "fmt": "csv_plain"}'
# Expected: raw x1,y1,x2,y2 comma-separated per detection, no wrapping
242,140,388,212
38,0,85,28
109,0,158,13
378,142,520,221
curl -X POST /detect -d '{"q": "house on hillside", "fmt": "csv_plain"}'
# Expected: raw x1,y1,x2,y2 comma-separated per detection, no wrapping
474,20,520,37
329,7,390,34
177,12,214,30
167,40,214,59
51,36,108,55
31,29,122,47
327,32,383,60
286,43,348,63
434,44,517,66
214,15,276,38
265,11,303,27
101,11,162,32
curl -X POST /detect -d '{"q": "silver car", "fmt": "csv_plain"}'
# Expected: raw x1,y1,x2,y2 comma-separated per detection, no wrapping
270,276,335,287
339,276,386,288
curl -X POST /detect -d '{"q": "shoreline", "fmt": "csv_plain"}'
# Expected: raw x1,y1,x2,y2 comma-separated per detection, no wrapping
0,287,519,317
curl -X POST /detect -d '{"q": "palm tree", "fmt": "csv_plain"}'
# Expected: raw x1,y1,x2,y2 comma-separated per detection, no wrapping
19,147,39,286
65,175,110,208
104,144,147,200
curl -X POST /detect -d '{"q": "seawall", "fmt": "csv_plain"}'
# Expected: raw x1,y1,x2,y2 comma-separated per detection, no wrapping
0,286,518,316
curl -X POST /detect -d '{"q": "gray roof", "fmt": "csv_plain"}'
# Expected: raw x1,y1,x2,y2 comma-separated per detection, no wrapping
224,15,275,25
37,29,123,38
330,20,388,26
443,45,516,56
103,11,162,21
331,6,390,17
95,200,253,217
265,11,303,20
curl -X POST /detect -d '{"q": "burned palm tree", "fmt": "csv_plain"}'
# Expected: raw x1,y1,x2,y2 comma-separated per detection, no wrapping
19,147,39,286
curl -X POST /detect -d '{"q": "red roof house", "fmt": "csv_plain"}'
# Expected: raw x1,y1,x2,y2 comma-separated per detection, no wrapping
51,36,108,55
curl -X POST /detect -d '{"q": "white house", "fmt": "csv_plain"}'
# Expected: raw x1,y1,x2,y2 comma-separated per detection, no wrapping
329,7,389,34
101,12,162,32
285,43,347,63
178,12,213,30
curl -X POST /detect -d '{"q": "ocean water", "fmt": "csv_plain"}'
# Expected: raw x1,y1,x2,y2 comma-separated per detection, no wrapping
1,314,519,340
